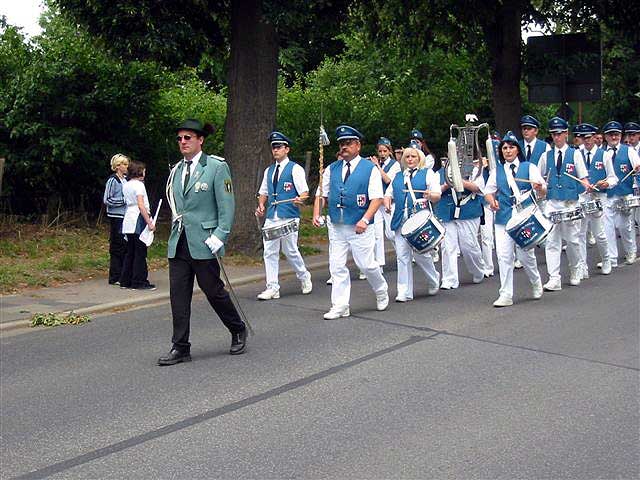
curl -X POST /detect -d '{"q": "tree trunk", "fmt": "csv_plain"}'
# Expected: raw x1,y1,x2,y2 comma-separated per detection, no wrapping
483,2,522,135
224,0,278,255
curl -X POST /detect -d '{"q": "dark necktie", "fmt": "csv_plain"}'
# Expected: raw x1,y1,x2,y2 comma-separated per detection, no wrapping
556,150,563,175
509,164,517,194
183,160,193,195
409,168,417,179
344,161,351,182
272,164,280,191
586,151,591,169
526,145,532,161
611,146,617,162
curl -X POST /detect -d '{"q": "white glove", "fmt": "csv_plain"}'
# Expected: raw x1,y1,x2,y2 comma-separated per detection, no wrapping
204,234,224,255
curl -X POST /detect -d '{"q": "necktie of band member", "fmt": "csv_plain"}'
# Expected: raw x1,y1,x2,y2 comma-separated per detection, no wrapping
183,160,193,195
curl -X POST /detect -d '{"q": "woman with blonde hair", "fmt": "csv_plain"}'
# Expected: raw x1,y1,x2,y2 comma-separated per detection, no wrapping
103,154,129,285
383,145,441,301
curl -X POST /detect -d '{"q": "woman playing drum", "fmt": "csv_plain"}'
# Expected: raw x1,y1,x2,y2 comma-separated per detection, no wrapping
483,131,547,307
383,145,442,302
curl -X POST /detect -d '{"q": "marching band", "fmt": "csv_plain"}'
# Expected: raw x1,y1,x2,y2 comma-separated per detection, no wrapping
250,116,640,319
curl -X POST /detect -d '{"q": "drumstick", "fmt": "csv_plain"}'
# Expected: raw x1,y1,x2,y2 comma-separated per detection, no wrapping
402,189,432,194
513,178,537,184
563,171,600,192
271,197,302,205
619,168,637,185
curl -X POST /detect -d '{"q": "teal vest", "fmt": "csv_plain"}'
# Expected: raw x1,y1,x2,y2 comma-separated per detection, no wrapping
390,169,429,231
607,144,634,197
328,158,375,225
545,148,580,201
266,161,299,219
495,162,532,225
435,168,482,221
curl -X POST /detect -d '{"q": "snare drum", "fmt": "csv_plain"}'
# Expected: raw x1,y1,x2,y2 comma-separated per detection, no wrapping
615,195,640,211
506,204,554,250
412,198,430,213
261,218,299,241
400,210,445,253
549,207,584,224
580,198,603,216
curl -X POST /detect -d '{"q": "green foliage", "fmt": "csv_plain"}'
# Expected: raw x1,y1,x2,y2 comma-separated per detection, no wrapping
30,311,91,327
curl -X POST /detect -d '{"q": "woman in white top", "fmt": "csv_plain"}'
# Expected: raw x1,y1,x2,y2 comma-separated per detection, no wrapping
119,160,156,290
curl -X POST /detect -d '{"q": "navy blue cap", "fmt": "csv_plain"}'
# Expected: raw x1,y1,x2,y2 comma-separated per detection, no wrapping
548,117,569,133
602,121,623,134
498,131,524,157
269,131,291,145
335,125,363,142
377,137,392,146
408,139,422,149
624,122,640,134
410,129,424,140
580,123,599,137
520,115,540,128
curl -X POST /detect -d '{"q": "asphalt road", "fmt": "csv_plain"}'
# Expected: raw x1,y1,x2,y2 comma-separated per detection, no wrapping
2,257,639,480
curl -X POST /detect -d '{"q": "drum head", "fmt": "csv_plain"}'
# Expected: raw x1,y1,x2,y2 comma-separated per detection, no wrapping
506,205,536,230
401,210,431,235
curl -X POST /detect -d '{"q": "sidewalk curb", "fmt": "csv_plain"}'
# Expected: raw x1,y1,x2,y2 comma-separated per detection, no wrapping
1,250,396,333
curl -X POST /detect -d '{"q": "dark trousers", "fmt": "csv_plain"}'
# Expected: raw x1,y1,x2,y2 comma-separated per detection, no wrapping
169,232,245,350
108,217,127,284
119,234,149,288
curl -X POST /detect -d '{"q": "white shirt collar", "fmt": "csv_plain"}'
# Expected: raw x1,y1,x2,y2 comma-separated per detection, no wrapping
275,157,290,168
343,155,361,167
505,158,520,169
183,151,203,165
555,144,568,155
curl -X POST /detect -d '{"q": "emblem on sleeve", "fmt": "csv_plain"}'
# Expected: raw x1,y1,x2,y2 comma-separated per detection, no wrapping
224,179,233,193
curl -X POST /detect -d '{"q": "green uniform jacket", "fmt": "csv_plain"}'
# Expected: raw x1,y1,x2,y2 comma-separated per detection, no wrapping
167,153,235,259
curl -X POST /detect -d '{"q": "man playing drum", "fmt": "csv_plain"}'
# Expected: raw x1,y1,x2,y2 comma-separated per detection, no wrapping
519,115,551,166
255,131,312,300
622,122,640,234
575,123,616,277
316,125,389,320
483,131,547,307
601,121,640,266
383,144,442,302
539,117,591,290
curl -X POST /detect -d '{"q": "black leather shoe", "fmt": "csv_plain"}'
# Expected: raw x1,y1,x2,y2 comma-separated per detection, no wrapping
157,349,191,366
229,329,247,355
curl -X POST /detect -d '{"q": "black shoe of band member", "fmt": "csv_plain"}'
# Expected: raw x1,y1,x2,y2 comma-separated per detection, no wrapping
229,329,247,355
157,349,191,366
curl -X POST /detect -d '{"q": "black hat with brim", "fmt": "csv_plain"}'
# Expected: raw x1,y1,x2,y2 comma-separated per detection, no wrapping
176,119,212,137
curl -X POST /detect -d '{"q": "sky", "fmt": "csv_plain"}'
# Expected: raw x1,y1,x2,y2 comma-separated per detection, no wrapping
0,0,45,37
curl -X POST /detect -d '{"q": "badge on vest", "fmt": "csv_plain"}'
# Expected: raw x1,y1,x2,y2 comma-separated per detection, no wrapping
565,164,575,174
356,194,367,207
595,161,603,170
620,164,629,173
283,182,293,192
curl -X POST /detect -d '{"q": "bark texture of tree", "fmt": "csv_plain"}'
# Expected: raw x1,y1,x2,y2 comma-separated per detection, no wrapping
484,2,523,135
224,0,278,255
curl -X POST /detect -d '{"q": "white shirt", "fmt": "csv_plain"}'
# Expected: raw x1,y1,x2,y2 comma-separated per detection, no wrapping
258,157,309,196
538,144,588,180
181,151,203,188
321,155,383,200
483,158,546,196
381,157,402,182
121,179,150,234
523,138,551,160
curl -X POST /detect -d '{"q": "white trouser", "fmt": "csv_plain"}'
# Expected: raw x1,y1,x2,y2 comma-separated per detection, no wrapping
382,205,395,241
329,223,388,307
441,218,485,288
495,224,541,299
263,218,309,290
373,208,386,267
544,201,581,281
577,193,609,271
480,205,495,275
393,231,440,299
603,197,636,264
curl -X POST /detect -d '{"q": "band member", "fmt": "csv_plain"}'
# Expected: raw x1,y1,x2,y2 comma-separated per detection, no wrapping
410,129,437,170
623,122,640,230
484,131,546,307
519,115,551,166
601,121,640,266
539,117,591,290
371,136,402,243
479,133,501,277
255,131,312,299
315,125,389,319
159,119,248,365
435,153,487,290
576,124,615,277
383,145,441,301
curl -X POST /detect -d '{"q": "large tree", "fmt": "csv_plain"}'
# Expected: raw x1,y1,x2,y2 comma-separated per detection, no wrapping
55,0,346,254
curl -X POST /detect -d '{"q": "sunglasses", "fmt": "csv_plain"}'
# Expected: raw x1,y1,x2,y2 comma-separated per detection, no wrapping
176,134,195,142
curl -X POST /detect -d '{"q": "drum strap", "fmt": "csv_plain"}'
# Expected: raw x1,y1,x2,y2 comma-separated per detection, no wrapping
405,174,434,216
